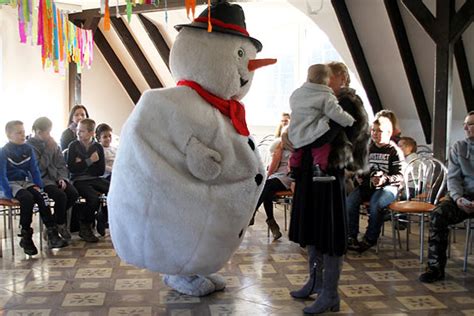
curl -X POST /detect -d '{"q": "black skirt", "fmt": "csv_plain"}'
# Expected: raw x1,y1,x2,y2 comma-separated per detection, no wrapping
288,146,348,256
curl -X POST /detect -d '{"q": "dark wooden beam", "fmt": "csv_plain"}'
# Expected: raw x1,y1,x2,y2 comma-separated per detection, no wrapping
94,28,141,104
137,14,170,70
454,38,474,112
450,0,474,42
384,0,431,144
432,0,454,160
110,16,163,89
83,16,101,34
331,0,383,114
69,0,184,22
401,0,437,40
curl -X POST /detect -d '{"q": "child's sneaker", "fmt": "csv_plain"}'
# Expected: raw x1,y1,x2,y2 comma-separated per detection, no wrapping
312,164,335,182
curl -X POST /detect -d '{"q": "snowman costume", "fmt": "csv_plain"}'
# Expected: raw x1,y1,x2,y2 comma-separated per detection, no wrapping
108,1,276,296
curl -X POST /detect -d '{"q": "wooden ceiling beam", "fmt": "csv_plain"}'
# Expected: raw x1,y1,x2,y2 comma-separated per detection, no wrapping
384,0,431,144
110,16,163,88
401,0,437,40
331,0,383,115
94,28,141,104
454,38,474,113
450,0,474,42
137,14,170,70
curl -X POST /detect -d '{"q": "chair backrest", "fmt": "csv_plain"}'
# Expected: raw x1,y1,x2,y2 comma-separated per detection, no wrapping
257,134,275,167
402,156,448,205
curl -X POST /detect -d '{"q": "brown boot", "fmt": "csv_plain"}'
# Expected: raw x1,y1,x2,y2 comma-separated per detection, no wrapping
266,218,282,240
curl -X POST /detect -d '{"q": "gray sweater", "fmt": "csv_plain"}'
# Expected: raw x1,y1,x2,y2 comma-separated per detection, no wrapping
26,137,69,186
447,138,474,201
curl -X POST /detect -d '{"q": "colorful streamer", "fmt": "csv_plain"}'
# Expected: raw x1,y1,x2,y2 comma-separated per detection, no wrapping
8,0,93,74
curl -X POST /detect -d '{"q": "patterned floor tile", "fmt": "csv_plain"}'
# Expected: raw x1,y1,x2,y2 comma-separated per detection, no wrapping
239,263,276,274
62,292,106,306
75,268,113,278
158,291,200,304
339,284,384,297
270,253,305,262
396,295,447,310
422,280,468,293
366,271,408,282
108,306,152,316
114,278,153,290
6,309,51,316
84,249,116,257
364,300,388,309
24,280,66,292
454,296,474,304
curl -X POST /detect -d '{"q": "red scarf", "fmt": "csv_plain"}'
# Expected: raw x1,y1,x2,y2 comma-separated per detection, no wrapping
177,80,250,136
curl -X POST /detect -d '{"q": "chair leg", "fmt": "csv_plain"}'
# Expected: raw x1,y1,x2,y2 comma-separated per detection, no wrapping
419,214,425,264
9,206,14,256
284,203,287,231
464,218,472,272
391,211,397,257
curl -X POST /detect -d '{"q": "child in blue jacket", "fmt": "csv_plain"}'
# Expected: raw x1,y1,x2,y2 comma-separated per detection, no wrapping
0,121,67,255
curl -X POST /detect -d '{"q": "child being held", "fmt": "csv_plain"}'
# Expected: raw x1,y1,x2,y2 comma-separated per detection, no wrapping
288,64,355,182
0,121,68,255
95,123,117,181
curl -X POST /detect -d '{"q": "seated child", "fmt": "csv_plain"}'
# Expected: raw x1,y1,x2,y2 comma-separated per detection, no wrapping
95,123,117,235
67,118,109,242
0,121,68,255
288,64,355,181
95,123,117,181
27,117,79,241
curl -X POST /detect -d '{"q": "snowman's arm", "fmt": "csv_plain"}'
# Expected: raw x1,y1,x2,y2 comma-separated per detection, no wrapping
185,136,222,181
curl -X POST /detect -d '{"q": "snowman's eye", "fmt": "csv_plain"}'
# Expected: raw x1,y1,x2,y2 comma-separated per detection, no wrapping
237,49,245,58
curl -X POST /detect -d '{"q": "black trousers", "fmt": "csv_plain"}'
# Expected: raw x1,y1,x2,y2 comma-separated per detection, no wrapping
427,197,474,270
44,182,79,225
15,186,54,229
73,178,109,224
255,178,286,220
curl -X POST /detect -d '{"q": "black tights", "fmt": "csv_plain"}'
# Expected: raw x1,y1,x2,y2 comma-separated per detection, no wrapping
255,178,286,220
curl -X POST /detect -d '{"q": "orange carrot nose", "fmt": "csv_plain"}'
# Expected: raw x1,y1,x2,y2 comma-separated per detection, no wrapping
248,58,277,72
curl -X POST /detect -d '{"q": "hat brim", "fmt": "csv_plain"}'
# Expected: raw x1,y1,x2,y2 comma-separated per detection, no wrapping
175,23,263,52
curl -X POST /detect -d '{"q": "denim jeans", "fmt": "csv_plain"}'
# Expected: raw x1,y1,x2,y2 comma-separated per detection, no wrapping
347,185,398,242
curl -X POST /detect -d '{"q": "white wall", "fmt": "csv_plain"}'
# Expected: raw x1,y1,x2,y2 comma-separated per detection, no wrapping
0,6,68,143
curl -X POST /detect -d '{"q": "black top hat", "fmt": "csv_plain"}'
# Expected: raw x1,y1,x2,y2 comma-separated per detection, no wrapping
175,1,263,52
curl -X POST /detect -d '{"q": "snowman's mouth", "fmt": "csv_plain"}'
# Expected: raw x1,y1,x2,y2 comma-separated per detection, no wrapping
240,78,249,87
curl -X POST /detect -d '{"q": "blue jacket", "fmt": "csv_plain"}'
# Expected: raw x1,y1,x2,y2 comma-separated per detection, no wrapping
0,142,44,198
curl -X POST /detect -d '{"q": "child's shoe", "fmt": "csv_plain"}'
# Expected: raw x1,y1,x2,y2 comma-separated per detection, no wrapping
19,228,38,256
312,164,336,182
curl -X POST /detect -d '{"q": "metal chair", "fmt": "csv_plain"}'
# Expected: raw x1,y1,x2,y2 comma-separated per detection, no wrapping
388,156,448,263
273,190,292,231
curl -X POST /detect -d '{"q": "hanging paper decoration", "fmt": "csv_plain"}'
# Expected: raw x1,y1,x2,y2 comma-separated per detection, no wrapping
124,0,162,23
101,0,110,31
13,0,93,74
184,0,195,19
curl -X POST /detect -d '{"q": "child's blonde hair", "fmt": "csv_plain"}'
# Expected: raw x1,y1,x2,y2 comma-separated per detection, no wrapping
307,64,331,85
327,61,351,86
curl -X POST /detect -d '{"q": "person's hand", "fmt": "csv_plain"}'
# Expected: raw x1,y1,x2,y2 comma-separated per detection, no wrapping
90,151,99,163
456,197,474,214
32,186,41,192
58,179,67,190
370,171,384,187
75,157,82,163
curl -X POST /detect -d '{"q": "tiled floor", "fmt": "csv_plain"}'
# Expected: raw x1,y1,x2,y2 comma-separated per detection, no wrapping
0,208,472,315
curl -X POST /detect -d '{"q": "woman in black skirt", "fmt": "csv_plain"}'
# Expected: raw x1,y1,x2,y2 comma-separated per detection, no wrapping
288,62,370,314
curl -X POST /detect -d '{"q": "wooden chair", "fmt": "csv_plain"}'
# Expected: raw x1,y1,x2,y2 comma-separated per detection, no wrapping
388,156,448,263
272,190,293,232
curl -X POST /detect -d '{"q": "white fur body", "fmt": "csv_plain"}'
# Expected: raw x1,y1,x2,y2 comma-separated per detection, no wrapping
108,86,265,275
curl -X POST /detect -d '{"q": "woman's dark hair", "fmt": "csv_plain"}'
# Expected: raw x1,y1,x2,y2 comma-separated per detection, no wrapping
68,105,89,124
32,117,53,132
96,123,113,139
